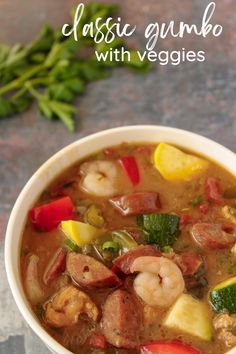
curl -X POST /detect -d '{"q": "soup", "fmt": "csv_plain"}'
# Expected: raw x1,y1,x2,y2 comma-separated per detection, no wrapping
20,142,236,354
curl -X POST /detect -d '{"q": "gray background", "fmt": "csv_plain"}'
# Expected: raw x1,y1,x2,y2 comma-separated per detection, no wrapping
0,0,236,352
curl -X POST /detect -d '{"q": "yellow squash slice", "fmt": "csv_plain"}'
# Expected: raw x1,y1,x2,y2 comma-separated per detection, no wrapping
61,220,102,246
153,143,208,181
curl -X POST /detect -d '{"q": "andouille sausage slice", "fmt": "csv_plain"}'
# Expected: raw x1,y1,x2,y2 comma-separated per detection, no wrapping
67,253,121,288
191,223,236,250
43,247,67,285
113,245,161,274
165,252,203,276
101,289,142,348
109,192,161,216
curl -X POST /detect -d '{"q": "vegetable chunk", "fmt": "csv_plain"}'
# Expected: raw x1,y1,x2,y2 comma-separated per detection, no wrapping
29,196,74,231
210,277,236,313
164,293,212,341
141,340,201,354
119,156,140,186
61,220,102,246
138,213,180,249
154,143,208,181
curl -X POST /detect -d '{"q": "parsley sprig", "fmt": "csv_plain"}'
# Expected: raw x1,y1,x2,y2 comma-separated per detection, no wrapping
0,3,149,131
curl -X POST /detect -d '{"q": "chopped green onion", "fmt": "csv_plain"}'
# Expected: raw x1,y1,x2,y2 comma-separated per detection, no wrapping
64,238,80,252
162,246,173,253
102,241,119,251
189,195,203,207
112,230,138,252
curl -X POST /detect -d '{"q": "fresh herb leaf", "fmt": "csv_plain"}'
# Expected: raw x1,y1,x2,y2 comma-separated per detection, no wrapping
0,2,150,130
0,96,14,117
0,43,10,65
189,195,203,207
38,96,76,131
11,93,32,113
47,83,75,102
125,50,151,73
138,213,180,248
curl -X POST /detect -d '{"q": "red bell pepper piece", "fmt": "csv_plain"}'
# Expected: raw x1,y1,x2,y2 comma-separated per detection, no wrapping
141,340,201,354
179,214,196,227
199,201,210,214
119,156,140,186
29,196,75,231
88,333,107,349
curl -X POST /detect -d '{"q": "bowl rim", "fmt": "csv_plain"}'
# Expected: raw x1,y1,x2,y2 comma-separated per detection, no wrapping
4,125,236,354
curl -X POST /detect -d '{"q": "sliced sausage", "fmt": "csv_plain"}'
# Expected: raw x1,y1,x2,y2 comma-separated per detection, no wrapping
205,177,223,204
43,247,67,285
45,285,99,327
25,254,44,304
113,245,161,274
109,192,161,216
166,252,203,276
67,253,121,288
191,223,236,250
101,289,141,348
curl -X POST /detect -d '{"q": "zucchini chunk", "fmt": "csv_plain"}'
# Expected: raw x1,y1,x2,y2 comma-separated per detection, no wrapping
137,213,180,249
164,293,212,341
210,276,236,313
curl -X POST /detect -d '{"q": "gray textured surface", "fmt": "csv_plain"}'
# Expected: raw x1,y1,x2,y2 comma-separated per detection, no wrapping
0,0,236,353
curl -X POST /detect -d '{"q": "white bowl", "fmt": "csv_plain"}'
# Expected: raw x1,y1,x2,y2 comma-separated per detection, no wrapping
5,125,236,354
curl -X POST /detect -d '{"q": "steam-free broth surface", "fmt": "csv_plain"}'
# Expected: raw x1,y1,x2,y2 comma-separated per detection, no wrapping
21,143,236,354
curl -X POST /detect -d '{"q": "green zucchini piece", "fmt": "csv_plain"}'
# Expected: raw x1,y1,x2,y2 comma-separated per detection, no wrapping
137,213,180,248
210,276,236,313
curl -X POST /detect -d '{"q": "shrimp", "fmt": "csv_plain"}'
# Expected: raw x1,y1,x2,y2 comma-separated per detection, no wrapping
213,313,236,347
130,256,185,307
45,285,99,327
80,160,118,197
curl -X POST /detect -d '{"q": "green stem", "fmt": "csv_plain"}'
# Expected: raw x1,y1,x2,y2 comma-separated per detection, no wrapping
25,82,42,100
30,77,50,86
11,77,49,100
0,64,43,95
11,86,27,100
